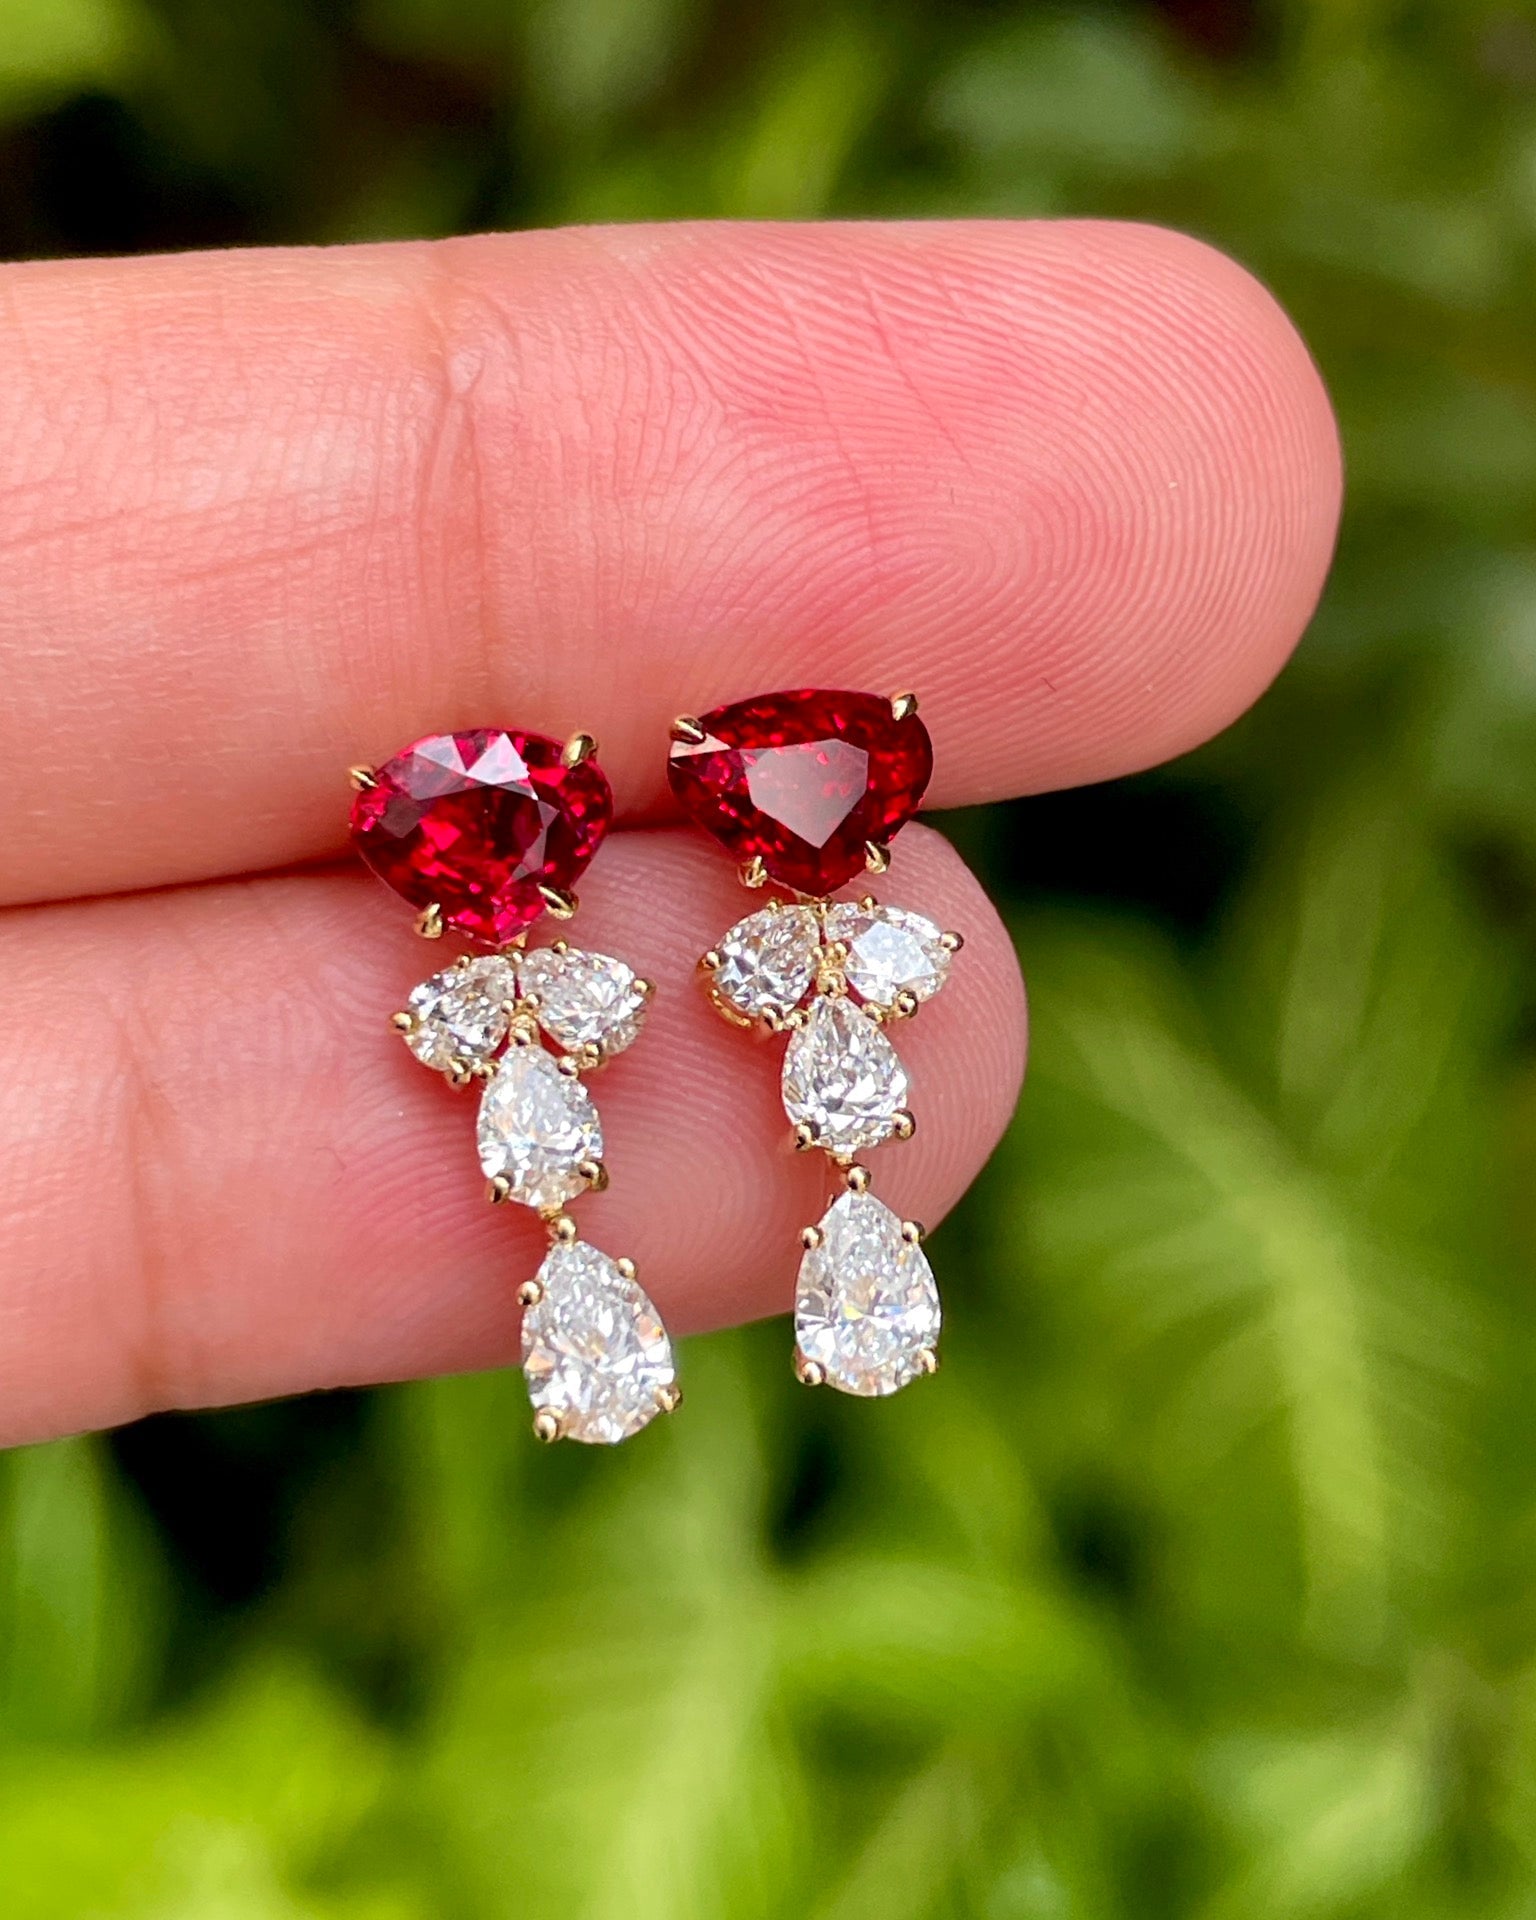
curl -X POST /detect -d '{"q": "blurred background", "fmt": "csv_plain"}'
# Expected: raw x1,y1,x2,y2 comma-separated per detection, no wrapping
4,0,1536,1913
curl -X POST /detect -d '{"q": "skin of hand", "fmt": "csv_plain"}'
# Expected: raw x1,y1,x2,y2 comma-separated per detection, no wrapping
0,220,1341,1445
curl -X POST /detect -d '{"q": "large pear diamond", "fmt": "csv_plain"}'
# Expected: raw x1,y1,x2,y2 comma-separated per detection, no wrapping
522,1241,677,1443
477,1046,602,1212
781,995,908,1155
517,945,648,1058
712,905,820,1021
795,1190,941,1395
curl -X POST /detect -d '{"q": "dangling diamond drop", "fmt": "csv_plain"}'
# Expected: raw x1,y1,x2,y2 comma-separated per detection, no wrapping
522,1241,678,1443
795,1189,940,1395
477,1047,602,1211
781,995,908,1155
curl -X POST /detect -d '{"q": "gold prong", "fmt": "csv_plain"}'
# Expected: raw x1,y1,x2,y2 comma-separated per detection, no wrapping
517,1279,544,1309
446,1057,473,1089
741,855,768,890
845,1164,871,1193
615,1256,637,1280
916,1347,940,1376
940,930,964,954
893,1110,917,1141
670,714,707,746
792,1122,818,1152
794,1353,827,1388
487,1176,512,1205
468,1058,495,1080
700,950,724,974
655,1381,683,1414
347,764,378,791
761,1007,784,1033
892,989,920,1020
539,884,578,919
783,1006,809,1031
864,841,891,875
561,730,598,769
551,938,570,954
800,1225,823,1250
532,1410,563,1443
556,1054,581,1077
510,1024,536,1048
901,1219,925,1245
414,903,445,940
890,691,919,722
577,1158,609,1192
859,894,877,911
390,1010,415,1034
549,1214,579,1245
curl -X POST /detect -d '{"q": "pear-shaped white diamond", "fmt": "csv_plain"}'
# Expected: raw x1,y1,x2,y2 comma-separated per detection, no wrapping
477,1046,602,1211
825,902,951,1009
712,905,820,1020
402,955,520,1072
781,994,909,1155
518,945,648,1059
795,1190,940,1396
522,1241,677,1444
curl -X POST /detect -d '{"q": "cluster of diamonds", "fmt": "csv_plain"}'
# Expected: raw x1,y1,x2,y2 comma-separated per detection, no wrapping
394,942,679,1445
700,895,960,1396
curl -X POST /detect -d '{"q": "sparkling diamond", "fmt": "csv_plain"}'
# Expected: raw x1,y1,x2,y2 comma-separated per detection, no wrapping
350,728,613,945
667,688,933,895
518,945,648,1058
826,902,952,1008
402,956,520,1071
781,994,909,1155
712,906,820,1020
795,1190,940,1395
477,1047,602,1211
522,1241,677,1444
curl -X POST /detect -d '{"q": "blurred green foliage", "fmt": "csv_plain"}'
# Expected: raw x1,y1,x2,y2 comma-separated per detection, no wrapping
4,0,1536,1912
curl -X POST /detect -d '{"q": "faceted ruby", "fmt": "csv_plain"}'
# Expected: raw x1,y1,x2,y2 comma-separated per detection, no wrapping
350,728,612,946
667,689,933,896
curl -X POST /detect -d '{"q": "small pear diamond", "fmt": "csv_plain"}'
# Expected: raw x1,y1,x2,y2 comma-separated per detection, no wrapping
826,902,951,1008
402,956,520,1072
796,1190,940,1395
712,905,821,1020
522,1241,678,1443
781,995,909,1155
518,945,648,1059
477,1047,602,1211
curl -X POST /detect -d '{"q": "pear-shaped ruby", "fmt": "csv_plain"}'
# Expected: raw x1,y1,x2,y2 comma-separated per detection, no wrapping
350,729,612,946
667,689,932,896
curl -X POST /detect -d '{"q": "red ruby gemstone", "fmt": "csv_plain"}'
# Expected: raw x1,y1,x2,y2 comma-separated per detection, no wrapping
667,688,933,895
349,728,612,946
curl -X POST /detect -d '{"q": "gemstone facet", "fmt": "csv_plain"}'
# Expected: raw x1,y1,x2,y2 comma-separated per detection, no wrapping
781,994,909,1155
826,902,952,1009
712,906,821,1021
518,946,648,1059
402,956,520,1071
795,1190,941,1395
477,1047,603,1211
667,689,933,896
522,1241,677,1443
350,728,613,946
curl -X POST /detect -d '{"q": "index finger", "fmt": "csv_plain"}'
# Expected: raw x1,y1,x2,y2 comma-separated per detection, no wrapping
0,218,1339,905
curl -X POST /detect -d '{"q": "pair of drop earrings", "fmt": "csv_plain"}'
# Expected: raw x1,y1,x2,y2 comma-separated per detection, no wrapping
347,686,963,1446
